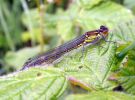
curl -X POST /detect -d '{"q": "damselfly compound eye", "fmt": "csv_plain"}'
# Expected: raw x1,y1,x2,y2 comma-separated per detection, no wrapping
100,25,108,32
100,25,107,29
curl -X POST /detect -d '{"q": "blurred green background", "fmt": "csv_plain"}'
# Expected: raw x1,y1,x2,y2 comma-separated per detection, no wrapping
0,0,135,75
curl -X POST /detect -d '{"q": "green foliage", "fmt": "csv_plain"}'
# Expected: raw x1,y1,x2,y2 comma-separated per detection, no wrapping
66,91,135,100
77,1,134,30
0,68,67,99
110,20,135,96
0,0,23,50
116,48,135,95
22,0,135,43
1,0,135,99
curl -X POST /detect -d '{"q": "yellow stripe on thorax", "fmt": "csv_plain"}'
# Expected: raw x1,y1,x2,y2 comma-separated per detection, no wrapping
85,35,97,42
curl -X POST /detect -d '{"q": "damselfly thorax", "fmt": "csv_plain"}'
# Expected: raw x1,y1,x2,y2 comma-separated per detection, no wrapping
21,26,109,70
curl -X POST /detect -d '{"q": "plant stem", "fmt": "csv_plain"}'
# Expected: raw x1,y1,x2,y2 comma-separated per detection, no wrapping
21,0,35,46
36,0,46,53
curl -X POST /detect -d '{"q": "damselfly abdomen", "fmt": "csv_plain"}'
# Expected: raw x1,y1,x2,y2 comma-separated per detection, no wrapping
21,26,109,70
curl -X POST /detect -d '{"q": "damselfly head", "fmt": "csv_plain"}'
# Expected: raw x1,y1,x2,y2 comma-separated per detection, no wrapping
99,25,109,37
84,26,109,43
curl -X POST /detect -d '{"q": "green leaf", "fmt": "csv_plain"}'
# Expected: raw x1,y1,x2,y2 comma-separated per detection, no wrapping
116,48,135,95
76,0,103,9
66,91,135,100
55,34,117,90
57,19,76,41
113,21,135,43
0,68,67,100
77,1,134,30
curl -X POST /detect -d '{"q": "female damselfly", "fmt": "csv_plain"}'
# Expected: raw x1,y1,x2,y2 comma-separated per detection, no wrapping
21,25,109,70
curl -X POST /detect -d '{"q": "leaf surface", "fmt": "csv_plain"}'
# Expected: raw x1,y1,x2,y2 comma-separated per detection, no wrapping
66,91,135,100
0,68,67,100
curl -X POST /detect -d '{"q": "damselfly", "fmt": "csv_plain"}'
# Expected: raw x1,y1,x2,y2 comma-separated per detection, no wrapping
21,25,109,70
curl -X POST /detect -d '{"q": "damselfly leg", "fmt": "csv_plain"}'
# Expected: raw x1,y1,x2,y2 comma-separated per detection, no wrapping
79,45,85,61
100,31,115,43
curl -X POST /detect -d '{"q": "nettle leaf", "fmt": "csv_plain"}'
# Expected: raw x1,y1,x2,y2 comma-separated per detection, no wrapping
113,20,135,43
77,1,134,30
55,34,117,90
0,68,68,100
66,91,135,100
